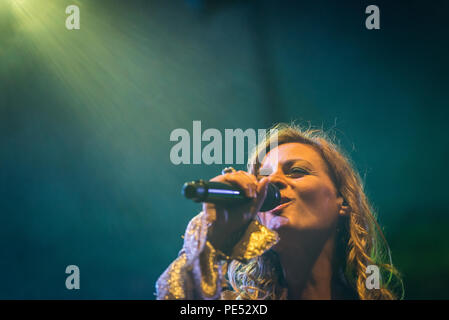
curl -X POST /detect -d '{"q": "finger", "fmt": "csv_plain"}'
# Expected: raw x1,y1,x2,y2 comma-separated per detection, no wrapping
210,171,257,198
220,173,257,198
253,177,270,212
236,170,259,184
210,170,257,185
235,171,258,197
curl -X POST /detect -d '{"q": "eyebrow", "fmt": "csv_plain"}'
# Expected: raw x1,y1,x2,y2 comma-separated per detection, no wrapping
282,158,314,168
259,158,315,175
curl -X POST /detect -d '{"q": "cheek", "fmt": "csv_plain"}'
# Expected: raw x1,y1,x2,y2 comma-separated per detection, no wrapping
294,181,340,223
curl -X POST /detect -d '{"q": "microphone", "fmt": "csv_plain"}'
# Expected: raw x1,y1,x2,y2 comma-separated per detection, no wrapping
182,180,281,212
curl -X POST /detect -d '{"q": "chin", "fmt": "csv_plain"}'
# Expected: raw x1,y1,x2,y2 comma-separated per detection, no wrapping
265,213,290,230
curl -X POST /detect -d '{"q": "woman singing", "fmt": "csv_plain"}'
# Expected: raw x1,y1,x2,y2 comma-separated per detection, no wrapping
156,123,404,300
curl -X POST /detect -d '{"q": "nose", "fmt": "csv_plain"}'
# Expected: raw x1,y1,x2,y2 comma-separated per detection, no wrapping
267,173,288,190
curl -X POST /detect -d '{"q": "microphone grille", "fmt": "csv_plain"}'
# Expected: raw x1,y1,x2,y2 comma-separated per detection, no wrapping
260,183,281,212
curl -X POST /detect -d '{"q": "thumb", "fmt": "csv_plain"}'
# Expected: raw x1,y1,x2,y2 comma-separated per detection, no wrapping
252,177,269,213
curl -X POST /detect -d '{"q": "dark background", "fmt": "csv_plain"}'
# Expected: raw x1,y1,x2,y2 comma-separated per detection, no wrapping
1,0,448,299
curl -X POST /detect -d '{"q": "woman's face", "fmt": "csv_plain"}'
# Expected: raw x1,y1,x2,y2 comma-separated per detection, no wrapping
257,142,345,236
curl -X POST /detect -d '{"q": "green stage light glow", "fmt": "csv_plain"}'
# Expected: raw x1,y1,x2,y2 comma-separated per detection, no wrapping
1,0,174,153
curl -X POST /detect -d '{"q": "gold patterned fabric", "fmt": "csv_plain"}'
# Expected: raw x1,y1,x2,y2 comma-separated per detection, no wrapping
155,212,279,300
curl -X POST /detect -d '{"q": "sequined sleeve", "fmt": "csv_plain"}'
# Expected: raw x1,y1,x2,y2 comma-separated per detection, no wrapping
155,212,279,300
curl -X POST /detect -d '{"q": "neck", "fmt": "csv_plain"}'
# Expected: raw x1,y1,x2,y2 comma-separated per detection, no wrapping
275,229,337,300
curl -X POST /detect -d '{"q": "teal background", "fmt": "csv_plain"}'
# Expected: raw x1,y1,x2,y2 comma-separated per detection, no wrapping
1,0,448,299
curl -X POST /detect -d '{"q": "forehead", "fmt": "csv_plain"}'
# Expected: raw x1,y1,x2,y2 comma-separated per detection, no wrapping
260,142,326,171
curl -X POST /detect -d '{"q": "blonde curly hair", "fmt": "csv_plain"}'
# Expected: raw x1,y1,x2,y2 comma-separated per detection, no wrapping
226,123,404,300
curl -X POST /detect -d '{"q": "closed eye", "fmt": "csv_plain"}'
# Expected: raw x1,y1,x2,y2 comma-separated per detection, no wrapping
286,167,309,178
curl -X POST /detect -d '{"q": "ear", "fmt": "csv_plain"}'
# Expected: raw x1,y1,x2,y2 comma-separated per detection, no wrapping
338,197,351,217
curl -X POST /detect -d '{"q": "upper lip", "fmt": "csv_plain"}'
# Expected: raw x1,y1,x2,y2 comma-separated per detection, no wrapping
280,196,293,204
268,196,294,214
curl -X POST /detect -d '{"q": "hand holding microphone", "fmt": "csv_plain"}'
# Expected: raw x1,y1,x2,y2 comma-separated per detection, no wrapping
182,168,280,255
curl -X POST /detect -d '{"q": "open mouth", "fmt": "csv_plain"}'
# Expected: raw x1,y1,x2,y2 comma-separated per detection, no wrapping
269,196,294,215
280,196,292,205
